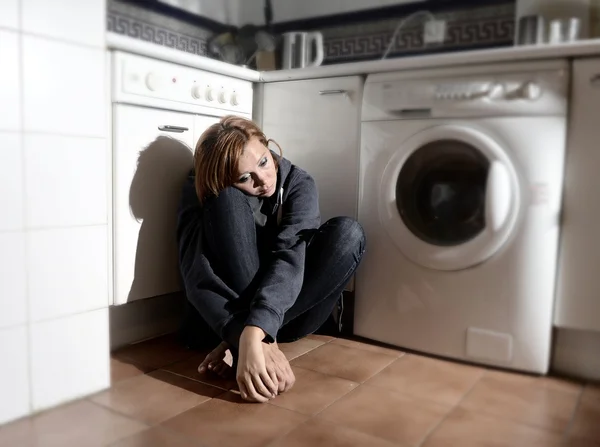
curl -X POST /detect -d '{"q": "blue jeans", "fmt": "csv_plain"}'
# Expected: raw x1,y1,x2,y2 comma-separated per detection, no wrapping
180,187,365,348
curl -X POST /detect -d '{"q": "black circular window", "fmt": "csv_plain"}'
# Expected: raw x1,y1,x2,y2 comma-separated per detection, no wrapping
396,140,489,247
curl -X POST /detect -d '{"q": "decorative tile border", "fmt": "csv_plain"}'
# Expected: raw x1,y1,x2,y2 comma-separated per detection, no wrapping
107,0,216,56
322,3,515,64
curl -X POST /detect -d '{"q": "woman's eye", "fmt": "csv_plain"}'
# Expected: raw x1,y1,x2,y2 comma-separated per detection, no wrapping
259,157,268,167
238,175,249,183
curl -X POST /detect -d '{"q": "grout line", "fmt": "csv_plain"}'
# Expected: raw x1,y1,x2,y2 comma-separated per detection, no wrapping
16,3,35,416
19,29,105,51
416,368,486,447
561,383,586,443
20,130,106,139
24,222,109,232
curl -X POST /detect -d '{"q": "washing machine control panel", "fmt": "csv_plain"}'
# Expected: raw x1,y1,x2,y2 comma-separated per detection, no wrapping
364,62,568,119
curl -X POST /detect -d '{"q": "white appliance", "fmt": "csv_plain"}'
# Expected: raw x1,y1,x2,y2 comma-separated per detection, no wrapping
355,60,568,373
111,51,253,305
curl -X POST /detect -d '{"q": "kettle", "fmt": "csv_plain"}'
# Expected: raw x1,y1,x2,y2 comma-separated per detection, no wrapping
281,31,324,70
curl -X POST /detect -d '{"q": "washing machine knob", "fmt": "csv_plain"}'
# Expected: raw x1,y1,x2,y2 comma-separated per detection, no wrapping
516,81,542,100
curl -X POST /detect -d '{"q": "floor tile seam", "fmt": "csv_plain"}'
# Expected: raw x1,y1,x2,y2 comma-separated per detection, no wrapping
103,421,208,447
299,412,407,447
88,389,217,430
415,368,486,447
113,349,198,371
330,340,407,358
85,398,153,429
560,384,586,443
154,368,234,393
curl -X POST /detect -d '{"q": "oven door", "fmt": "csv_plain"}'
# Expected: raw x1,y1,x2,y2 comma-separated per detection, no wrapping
112,104,213,305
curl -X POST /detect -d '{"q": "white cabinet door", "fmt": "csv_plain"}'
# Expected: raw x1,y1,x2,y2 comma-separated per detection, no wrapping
112,104,195,305
261,76,363,223
193,114,221,149
555,58,600,331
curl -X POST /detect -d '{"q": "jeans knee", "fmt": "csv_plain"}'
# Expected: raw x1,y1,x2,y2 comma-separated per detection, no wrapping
323,217,366,253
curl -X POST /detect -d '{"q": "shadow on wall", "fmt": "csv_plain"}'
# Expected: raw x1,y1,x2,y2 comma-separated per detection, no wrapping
128,135,194,303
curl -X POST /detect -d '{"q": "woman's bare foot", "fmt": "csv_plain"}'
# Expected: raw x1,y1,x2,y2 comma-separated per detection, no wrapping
198,341,234,378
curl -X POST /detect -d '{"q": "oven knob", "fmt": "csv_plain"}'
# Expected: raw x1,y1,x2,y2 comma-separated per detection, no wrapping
205,87,214,102
145,72,163,91
191,84,203,99
218,89,229,104
516,81,542,100
230,92,240,106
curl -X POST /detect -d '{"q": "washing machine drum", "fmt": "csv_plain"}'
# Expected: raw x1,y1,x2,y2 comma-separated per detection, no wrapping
379,125,523,271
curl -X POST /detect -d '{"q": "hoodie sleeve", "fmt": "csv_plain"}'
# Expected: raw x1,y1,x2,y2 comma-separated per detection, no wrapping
244,170,321,342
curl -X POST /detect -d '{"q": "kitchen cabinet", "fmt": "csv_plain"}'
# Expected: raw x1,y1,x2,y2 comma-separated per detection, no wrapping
555,58,600,332
260,76,363,223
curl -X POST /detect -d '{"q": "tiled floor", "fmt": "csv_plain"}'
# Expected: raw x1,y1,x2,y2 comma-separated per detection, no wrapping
1,333,599,447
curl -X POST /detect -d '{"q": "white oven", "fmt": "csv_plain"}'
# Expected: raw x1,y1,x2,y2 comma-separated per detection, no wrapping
110,51,253,305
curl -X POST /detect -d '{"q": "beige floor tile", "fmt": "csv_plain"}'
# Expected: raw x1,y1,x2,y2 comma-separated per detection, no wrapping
161,392,308,447
109,426,204,446
318,384,450,446
570,385,600,442
0,400,146,447
110,357,151,384
269,366,358,415
422,407,563,447
291,342,396,382
459,369,581,433
564,437,600,447
91,370,221,424
306,334,335,342
366,354,484,406
268,419,400,447
331,337,404,357
278,338,326,361
112,334,195,370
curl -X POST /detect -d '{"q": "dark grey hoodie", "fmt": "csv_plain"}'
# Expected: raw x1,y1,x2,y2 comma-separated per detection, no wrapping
177,155,321,346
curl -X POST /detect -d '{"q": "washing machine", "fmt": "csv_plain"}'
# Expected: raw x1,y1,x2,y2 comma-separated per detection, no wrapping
355,60,569,373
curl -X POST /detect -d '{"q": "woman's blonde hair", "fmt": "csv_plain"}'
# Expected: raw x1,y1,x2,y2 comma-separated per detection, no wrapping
194,115,281,203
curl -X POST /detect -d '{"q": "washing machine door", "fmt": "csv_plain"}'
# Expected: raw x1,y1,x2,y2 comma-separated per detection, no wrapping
379,124,522,271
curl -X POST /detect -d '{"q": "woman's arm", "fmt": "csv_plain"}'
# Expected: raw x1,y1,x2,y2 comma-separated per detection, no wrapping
244,170,321,342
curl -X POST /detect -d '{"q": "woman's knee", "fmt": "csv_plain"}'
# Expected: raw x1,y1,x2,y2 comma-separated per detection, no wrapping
322,216,366,251
208,186,250,211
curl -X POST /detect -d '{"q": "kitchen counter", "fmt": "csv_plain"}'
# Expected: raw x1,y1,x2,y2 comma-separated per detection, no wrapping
107,32,600,83
106,32,261,82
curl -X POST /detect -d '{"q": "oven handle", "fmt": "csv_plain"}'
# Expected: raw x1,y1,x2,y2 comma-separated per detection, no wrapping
158,125,189,133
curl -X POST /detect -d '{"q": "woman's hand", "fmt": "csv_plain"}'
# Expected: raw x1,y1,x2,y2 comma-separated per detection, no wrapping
236,326,279,403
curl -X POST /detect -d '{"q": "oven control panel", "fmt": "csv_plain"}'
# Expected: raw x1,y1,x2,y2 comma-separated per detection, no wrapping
112,51,253,116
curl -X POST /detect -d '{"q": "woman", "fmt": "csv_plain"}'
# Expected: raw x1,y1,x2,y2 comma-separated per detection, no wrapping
177,115,365,403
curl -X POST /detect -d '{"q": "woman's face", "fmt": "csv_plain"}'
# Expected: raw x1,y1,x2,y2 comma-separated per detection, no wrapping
234,136,277,197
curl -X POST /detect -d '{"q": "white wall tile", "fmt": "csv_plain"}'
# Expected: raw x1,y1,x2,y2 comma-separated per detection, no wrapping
0,232,27,329
22,36,105,137
0,0,19,30
238,0,264,25
22,0,105,47
0,133,23,231
24,135,107,228
0,30,20,131
0,325,30,424
27,226,108,322
30,308,109,411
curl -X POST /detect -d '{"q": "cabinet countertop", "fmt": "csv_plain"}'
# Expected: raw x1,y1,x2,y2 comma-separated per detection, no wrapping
107,32,600,83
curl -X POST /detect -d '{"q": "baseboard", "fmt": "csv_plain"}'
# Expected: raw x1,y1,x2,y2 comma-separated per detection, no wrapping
551,327,600,381
109,292,186,350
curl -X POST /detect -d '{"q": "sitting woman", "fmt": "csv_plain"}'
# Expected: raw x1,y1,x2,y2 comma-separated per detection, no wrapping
177,115,365,403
